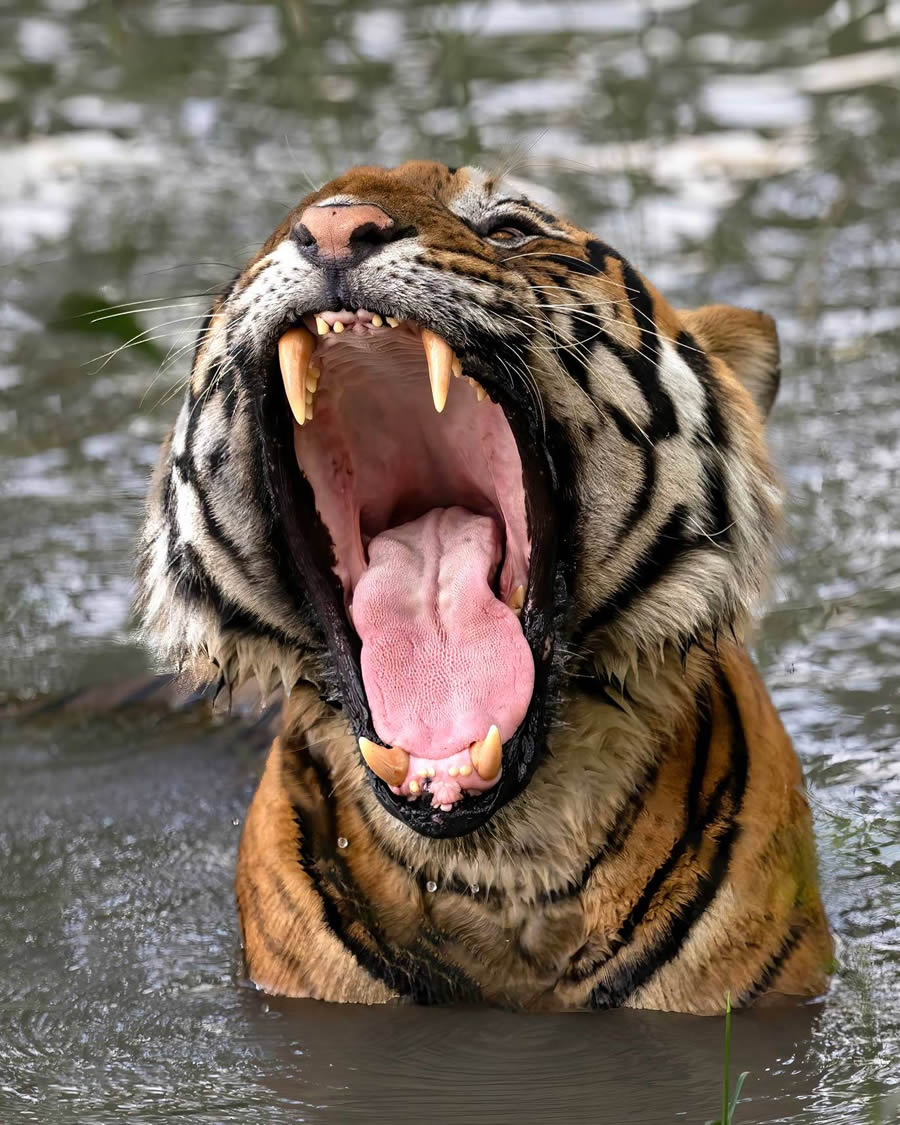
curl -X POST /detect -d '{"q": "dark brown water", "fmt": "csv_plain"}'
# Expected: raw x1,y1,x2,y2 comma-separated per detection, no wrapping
1,1,898,1122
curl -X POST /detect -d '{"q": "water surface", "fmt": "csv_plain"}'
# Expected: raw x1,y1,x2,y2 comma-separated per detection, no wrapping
1,1,898,1122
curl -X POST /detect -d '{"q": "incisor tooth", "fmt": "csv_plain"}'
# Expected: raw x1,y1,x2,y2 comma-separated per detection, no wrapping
371,314,383,327
359,737,410,787
332,320,344,334
508,585,525,614
451,357,462,378
315,316,330,336
466,376,488,402
278,326,315,425
421,328,454,413
386,316,400,327
470,725,502,781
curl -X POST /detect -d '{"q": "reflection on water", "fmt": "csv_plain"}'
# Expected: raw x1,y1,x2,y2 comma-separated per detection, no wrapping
1,0,898,1122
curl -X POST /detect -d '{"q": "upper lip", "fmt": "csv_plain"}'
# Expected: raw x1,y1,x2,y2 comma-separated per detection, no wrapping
259,301,562,837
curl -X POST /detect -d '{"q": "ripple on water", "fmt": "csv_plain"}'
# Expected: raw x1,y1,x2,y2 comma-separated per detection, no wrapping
1,0,898,1121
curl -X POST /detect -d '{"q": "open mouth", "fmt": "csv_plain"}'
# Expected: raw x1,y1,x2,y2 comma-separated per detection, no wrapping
265,307,559,836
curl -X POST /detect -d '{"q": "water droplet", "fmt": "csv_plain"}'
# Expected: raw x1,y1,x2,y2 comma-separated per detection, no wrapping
469,883,480,895
425,880,437,893
337,836,349,849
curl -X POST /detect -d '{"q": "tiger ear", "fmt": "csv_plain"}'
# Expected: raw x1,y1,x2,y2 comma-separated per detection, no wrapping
678,304,781,420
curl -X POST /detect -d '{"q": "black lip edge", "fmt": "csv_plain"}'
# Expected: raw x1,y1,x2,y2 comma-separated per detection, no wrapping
259,307,562,837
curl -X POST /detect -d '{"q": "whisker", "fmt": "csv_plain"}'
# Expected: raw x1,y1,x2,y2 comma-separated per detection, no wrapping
90,301,204,324
86,315,206,372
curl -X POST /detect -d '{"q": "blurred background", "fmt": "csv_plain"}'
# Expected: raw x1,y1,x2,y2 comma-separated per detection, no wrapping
1,2,898,1123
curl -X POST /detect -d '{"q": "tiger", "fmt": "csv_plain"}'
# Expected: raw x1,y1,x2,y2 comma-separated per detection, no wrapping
137,160,833,1013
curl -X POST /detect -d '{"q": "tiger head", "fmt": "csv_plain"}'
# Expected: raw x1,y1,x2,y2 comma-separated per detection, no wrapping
138,161,781,839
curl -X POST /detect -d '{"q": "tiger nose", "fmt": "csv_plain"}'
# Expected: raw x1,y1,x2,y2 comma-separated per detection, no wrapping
294,203,396,264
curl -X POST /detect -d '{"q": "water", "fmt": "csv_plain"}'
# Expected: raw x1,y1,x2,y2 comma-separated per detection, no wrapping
1,1,898,1121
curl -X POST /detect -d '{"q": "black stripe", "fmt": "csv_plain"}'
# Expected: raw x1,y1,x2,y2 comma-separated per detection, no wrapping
560,306,605,389
242,873,322,979
620,262,679,440
525,245,677,439
574,504,690,643
290,769,482,1004
543,252,599,277
704,460,733,544
169,541,299,652
291,807,415,996
534,205,564,227
555,328,590,389
587,239,625,270
739,922,807,1005
674,331,734,544
206,441,229,476
161,458,175,526
173,447,249,571
676,330,728,447
566,700,714,982
541,756,660,904
607,404,657,536
686,686,713,825
587,670,748,1007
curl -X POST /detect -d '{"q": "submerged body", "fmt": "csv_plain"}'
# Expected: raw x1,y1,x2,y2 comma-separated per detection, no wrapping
237,646,831,1012
139,160,832,1013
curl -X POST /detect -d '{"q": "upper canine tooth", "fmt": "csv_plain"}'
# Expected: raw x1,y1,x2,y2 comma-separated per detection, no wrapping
359,737,410,787
278,326,315,426
470,725,502,781
421,328,453,413
315,316,330,336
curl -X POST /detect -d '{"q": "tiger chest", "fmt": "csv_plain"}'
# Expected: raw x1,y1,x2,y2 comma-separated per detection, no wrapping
398,879,592,1008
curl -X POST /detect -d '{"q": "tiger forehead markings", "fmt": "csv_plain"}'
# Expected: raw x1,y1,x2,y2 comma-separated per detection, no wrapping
138,160,832,1012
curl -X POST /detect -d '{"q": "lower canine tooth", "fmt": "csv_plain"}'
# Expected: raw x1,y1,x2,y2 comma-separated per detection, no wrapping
470,725,502,781
278,326,315,425
421,328,453,413
508,585,525,614
359,737,410,787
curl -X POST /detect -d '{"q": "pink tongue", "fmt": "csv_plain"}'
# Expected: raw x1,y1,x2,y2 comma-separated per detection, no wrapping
352,507,534,759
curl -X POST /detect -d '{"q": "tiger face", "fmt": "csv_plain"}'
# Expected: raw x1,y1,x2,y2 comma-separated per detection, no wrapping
138,160,782,840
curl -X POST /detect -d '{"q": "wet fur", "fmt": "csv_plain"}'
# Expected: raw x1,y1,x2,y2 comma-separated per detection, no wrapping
139,161,832,1012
